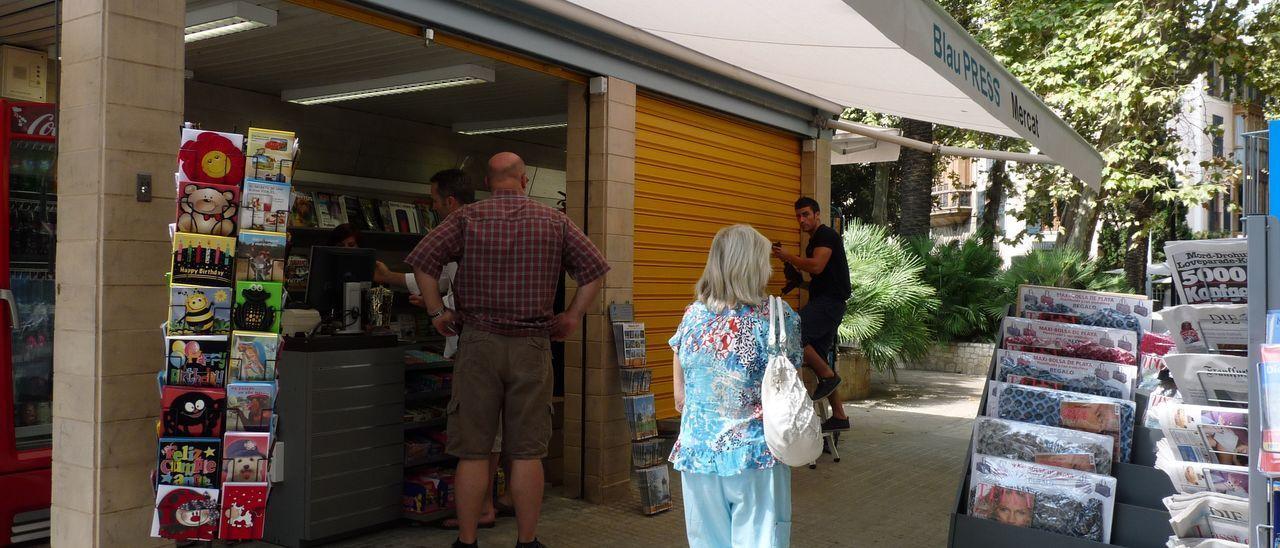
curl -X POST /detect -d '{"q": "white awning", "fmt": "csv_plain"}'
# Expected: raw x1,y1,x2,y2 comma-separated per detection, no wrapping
561,0,1104,188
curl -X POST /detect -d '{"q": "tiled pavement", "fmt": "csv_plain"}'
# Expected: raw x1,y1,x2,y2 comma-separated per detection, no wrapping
282,369,984,548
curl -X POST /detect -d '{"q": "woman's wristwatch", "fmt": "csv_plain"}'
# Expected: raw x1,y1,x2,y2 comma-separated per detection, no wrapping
429,307,446,319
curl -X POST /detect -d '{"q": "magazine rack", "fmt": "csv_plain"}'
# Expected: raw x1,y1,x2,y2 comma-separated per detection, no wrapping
1246,214,1278,547
947,317,1176,548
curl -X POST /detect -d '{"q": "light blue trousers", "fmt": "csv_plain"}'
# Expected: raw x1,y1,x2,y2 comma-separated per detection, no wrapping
681,466,792,548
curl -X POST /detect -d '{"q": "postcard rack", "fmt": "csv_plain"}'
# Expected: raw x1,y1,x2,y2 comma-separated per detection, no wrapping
947,321,1176,548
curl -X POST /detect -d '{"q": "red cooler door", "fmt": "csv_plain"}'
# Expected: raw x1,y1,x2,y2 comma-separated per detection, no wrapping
0,100,55,545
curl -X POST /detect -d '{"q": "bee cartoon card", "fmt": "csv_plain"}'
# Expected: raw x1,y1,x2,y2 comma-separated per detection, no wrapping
168,285,232,336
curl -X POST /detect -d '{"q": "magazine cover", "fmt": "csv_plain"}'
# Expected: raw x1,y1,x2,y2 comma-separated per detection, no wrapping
414,200,436,233
1000,317,1138,365
244,127,296,183
1259,346,1280,473
175,179,240,237
178,128,244,186
986,381,1136,462
233,281,283,333
314,192,342,229
995,349,1137,400
636,465,673,515
386,201,420,234
1160,304,1248,356
1015,285,1152,336
290,190,318,228
1156,454,1250,497
222,432,271,483
162,386,226,438
1156,403,1248,466
968,455,1116,543
1165,238,1248,305
172,233,236,287
343,195,369,230
165,335,229,387
971,417,1115,475
168,285,233,336
230,332,279,382
285,255,310,293
377,201,394,233
1165,354,1250,407
1138,332,1177,391
624,394,658,441
359,197,383,231
225,382,277,433
235,230,286,283
157,437,221,489
151,485,221,541
219,482,269,540
239,179,291,233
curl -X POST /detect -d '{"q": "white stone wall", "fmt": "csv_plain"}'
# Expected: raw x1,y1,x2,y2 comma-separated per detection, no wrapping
902,342,995,377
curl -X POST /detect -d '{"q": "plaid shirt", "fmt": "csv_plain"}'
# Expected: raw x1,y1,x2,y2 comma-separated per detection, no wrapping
406,189,610,336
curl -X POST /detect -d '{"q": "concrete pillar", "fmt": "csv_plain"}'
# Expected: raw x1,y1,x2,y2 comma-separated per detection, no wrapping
801,138,833,225
54,1,185,546
563,77,635,504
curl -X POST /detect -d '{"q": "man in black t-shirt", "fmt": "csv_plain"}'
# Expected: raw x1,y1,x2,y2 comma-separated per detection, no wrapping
772,197,851,431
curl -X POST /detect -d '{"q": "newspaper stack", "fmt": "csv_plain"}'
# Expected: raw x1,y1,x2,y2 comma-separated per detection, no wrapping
1163,491,1248,546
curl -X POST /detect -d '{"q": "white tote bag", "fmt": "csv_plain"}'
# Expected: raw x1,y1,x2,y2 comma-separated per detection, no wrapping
761,296,824,466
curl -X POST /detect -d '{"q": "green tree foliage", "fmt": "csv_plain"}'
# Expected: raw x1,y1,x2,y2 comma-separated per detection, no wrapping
998,248,1127,299
906,238,1007,343
938,0,1258,289
837,222,939,372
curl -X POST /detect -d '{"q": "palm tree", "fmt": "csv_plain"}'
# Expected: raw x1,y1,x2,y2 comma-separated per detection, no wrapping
897,118,934,237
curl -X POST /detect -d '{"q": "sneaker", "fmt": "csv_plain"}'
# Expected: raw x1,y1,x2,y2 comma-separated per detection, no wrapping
812,375,841,401
821,417,850,432
453,539,479,548
516,540,547,548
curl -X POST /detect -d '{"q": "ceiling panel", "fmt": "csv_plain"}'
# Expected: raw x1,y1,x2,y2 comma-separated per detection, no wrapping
185,1,568,146
0,0,55,49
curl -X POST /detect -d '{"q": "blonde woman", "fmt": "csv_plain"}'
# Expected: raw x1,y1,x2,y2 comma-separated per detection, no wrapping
669,224,802,548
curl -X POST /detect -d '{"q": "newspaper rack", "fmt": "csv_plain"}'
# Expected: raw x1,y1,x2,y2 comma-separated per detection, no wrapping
948,315,1176,548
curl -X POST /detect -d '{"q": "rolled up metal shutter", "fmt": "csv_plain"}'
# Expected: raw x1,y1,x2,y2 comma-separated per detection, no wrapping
634,93,803,419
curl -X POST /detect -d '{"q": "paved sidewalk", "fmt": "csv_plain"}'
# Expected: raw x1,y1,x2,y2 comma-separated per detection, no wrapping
308,369,984,548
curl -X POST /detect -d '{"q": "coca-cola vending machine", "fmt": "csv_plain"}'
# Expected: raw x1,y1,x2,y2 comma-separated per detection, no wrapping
0,100,55,545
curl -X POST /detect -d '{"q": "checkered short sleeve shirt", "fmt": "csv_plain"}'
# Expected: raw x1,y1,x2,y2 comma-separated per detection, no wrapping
406,189,610,336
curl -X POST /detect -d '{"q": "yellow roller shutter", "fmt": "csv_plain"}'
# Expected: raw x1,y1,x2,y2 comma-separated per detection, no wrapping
634,93,803,420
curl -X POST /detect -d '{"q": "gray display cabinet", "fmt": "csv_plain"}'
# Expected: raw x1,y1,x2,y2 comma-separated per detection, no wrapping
263,344,408,547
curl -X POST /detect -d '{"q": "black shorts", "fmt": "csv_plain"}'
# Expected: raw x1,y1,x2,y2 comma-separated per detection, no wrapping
799,296,846,359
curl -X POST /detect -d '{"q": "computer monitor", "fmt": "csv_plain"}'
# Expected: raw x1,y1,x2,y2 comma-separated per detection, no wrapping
305,246,376,322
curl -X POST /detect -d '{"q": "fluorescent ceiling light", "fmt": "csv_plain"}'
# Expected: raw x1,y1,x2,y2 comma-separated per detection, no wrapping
282,65,496,106
455,115,568,136
185,1,277,43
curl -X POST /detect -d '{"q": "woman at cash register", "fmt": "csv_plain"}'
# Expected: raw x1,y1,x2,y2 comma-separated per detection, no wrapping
328,223,409,289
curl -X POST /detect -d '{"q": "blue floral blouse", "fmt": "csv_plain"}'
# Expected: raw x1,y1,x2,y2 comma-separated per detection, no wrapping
667,300,803,476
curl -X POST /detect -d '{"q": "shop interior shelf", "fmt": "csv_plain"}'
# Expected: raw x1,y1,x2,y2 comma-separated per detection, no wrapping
289,226,427,241
403,417,447,431
405,453,457,468
405,389,451,403
404,507,455,523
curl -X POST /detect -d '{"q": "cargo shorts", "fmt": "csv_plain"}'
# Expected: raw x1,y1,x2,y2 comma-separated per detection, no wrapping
446,327,554,460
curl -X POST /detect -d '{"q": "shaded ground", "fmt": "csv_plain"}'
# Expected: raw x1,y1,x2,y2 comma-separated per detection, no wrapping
263,369,985,548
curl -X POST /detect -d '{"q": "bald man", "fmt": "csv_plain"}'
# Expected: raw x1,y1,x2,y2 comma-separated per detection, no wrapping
407,152,610,548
